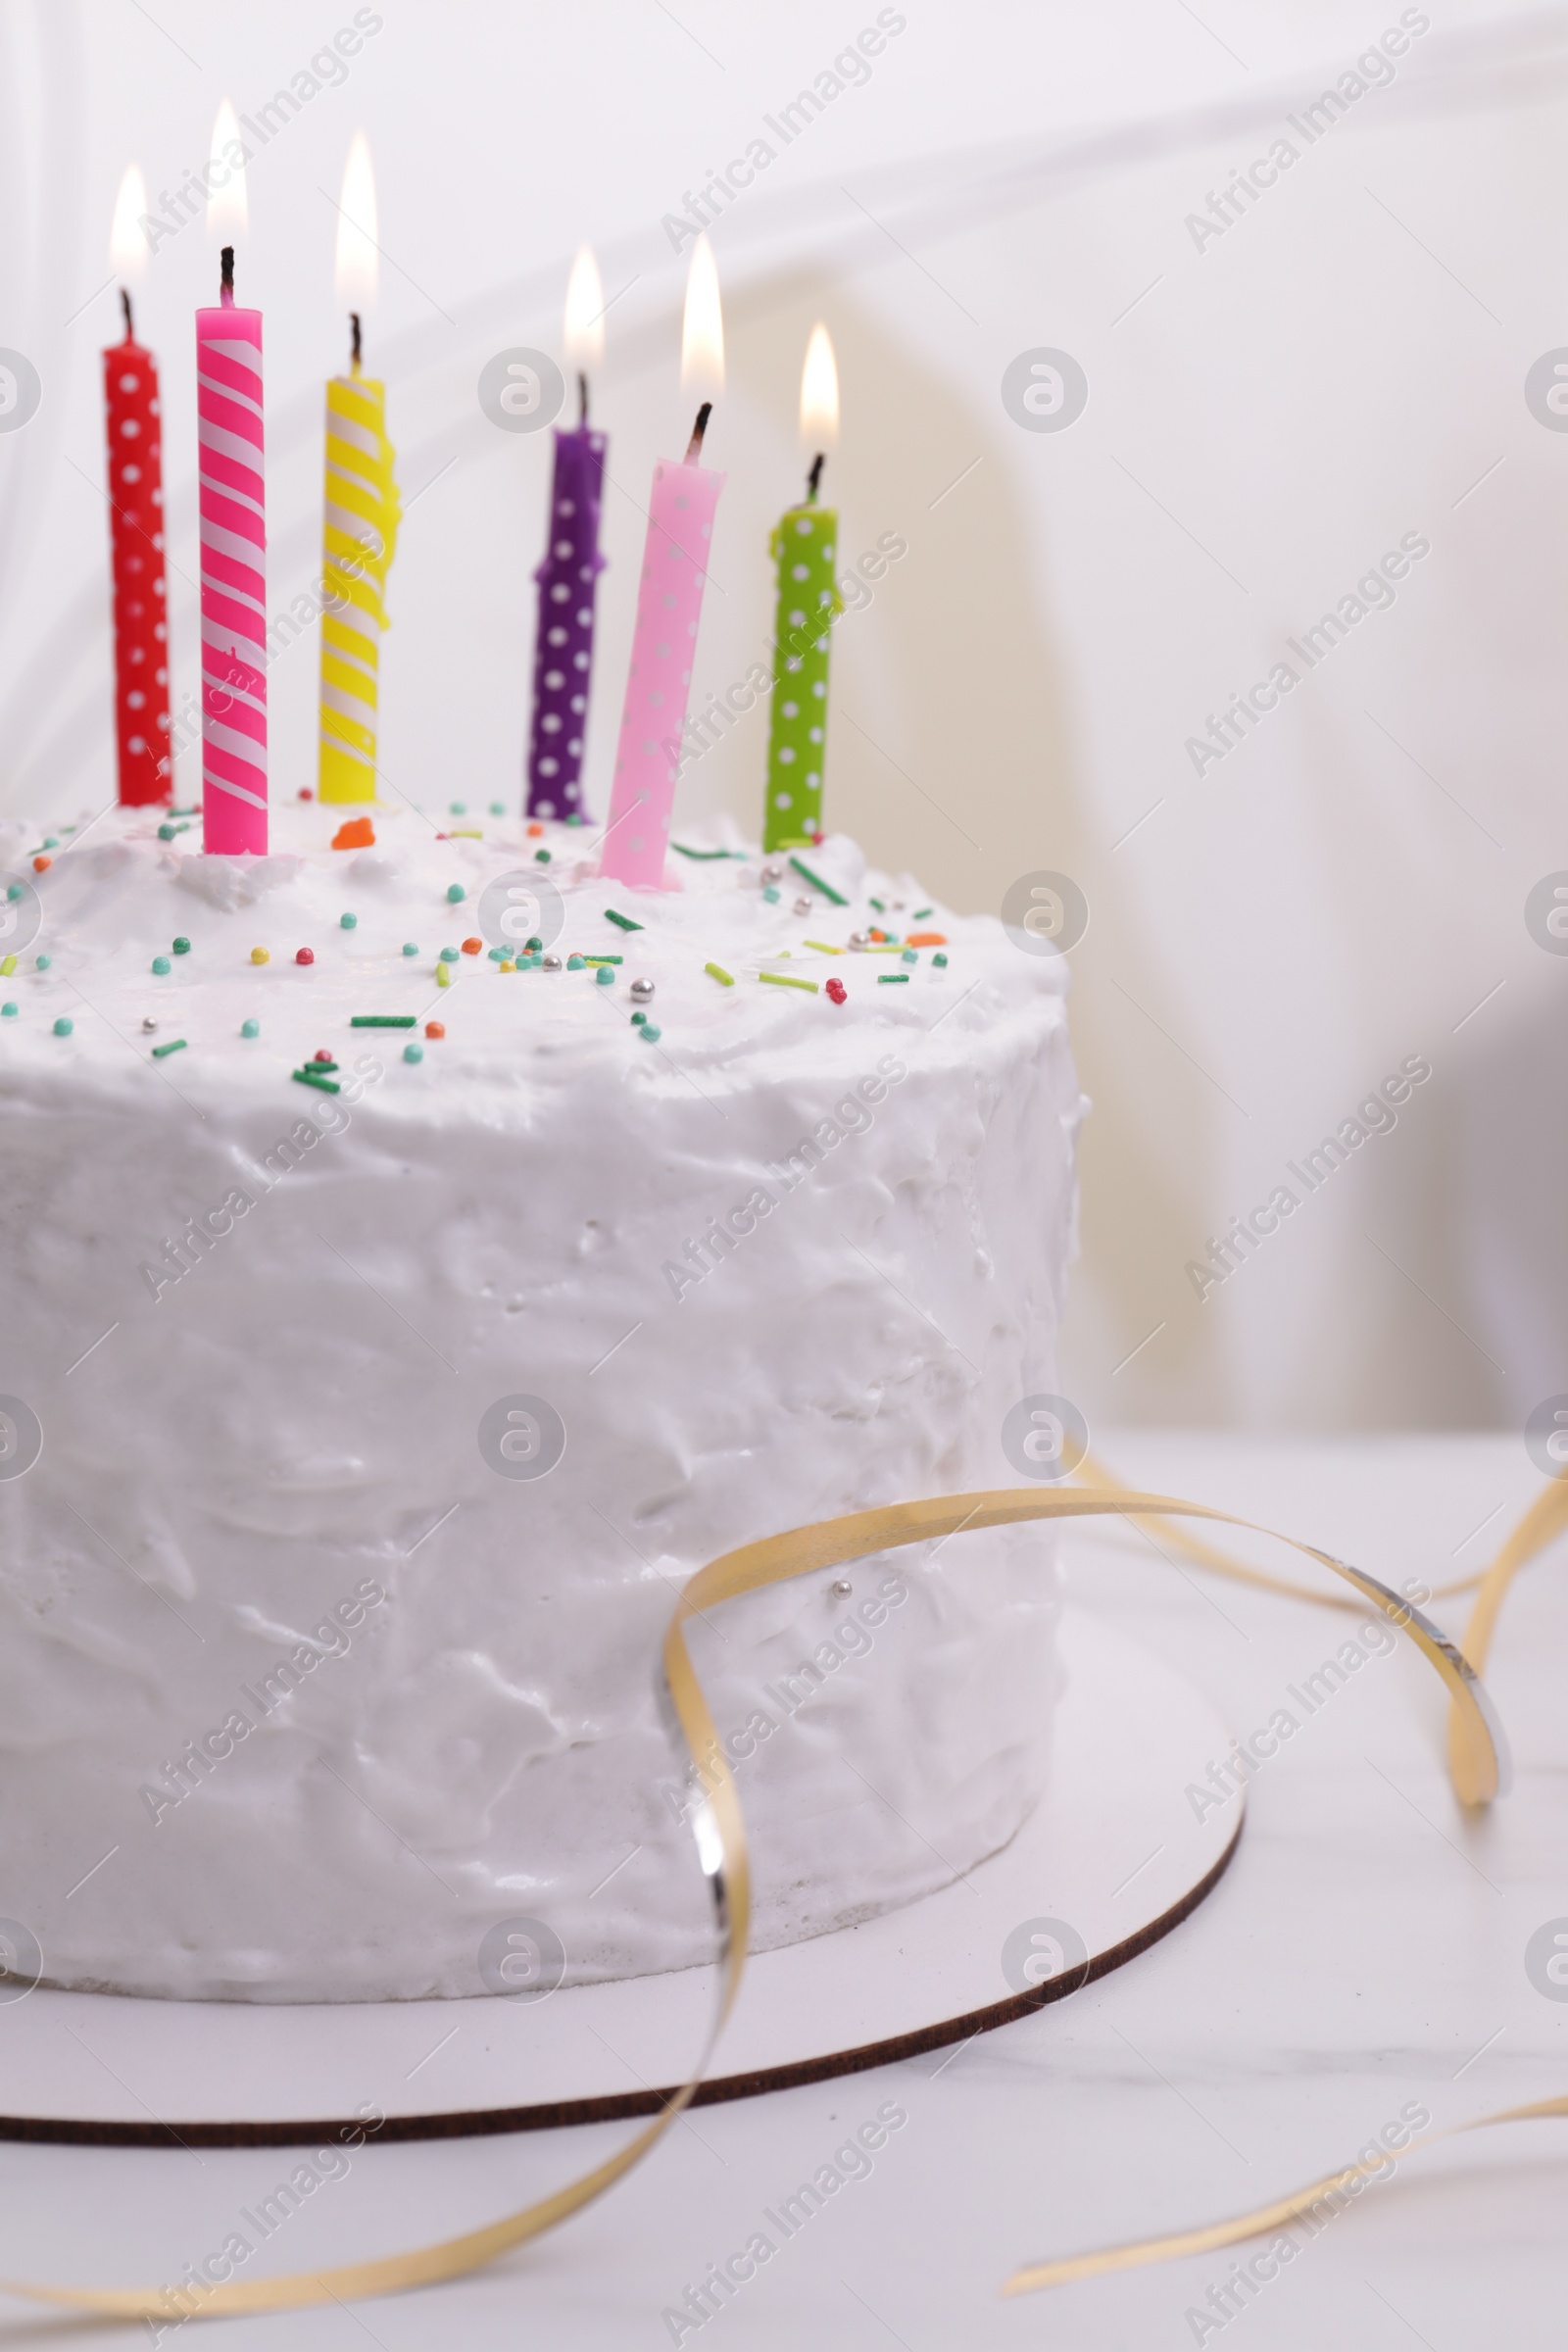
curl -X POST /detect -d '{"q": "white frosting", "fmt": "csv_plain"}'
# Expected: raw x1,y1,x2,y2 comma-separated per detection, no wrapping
0,803,1083,2001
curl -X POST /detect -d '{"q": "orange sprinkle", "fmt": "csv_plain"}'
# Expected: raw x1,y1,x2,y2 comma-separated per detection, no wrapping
331,816,375,850
32,855,51,872
461,936,482,956
527,821,544,838
906,930,948,947
867,926,887,942
424,1020,445,1040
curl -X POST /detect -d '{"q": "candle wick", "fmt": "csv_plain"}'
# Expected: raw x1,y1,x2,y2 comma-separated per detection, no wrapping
120,287,134,341
350,311,362,370
807,451,825,503
684,402,712,463
578,370,588,428
220,245,235,307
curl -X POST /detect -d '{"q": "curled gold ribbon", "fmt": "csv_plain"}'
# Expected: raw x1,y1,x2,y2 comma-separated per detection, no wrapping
0,1484,1517,2327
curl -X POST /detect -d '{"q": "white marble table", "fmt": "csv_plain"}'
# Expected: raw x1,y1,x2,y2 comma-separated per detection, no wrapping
2,1434,1561,2351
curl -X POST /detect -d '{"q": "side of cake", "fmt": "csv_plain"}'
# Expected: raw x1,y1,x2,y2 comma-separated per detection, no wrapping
0,808,1082,2001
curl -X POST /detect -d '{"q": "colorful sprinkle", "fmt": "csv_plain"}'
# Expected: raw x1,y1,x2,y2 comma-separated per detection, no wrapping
1,1003,16,1017
436,963,452,988
439,946,460,963
906,931,947,948
34,955,50,971
241,1018,259,1037
760,971,819,994
500,959,515,972
151,956,171,975
487,947,507,961
566,954,585,970
761,886,781,904
672,843,742,860
527,821,544,838
877,972,909,984
52,1016,74,1037
331,816,375,850
32,856,51,873
402,941,417,956
825,978,847,1004
172,936,191,956
704,961,735,987
803,939,842,956
151,1037,187,1056
788,855,849,906
462,936,482,956
640,1023,662,1043
251,947,270,964
403,1042,423,1063
0,956,13,978
583,954,622,966
902,949,918,964
913,907,933,920
351,1015,417,1028
6,884,22,900
446,883,466,904
448,829,483,840
293,1067,339,1092
631,1010,646,1025
41,837,58,851
313,1051,336,1066
295,947,315,965
933,952,948,967
450,802,466,815
489,802,506,816
534,848,552,864
340,911,358,930
595,965,615,987
157,822,188,841
605,908,642,933
425,1020,445,1039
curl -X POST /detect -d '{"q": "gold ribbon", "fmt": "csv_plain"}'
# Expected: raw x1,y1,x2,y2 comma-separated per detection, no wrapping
0,1480,1536,2328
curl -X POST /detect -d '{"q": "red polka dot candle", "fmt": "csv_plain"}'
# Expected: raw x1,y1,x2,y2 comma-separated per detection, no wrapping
197,246,268,855
103,290,171,805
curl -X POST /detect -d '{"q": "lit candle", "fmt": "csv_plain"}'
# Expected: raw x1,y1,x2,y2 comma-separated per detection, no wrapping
763,324,841,853
600,236,725,889
318,133,400,804
525,246,608,822
103,165,172,806
197,116,266,855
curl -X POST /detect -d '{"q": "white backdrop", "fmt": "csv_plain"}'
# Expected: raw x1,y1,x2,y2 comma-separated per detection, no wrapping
2,0,1565,1440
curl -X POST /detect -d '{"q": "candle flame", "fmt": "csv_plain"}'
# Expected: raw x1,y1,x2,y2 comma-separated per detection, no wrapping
207,99,248,242
799,322,838,449
564,246,605,370
109,164,149,281
681,233,724,402
335,131,378,314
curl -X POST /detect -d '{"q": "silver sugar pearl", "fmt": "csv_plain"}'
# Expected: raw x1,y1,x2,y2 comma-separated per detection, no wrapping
760,859,785,882
541,953,563,971
830,1579,852,1598
629,976,655,1003
141,1016,158,1032
848,929,872,951
793,896,813,916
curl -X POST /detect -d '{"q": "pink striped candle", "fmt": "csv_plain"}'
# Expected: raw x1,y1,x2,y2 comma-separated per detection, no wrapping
197,246,267,855
600,408,723,889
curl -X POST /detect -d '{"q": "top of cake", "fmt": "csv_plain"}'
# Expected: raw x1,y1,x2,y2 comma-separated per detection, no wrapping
0,804,1066,1114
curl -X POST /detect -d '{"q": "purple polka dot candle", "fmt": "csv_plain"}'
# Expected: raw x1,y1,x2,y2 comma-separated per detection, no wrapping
526,412,606,820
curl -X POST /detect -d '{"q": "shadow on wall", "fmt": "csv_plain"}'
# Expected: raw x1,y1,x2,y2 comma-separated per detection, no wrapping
714,267,1231,1422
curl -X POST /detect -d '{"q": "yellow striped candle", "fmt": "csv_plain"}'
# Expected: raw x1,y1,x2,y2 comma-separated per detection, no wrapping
318,319,400,802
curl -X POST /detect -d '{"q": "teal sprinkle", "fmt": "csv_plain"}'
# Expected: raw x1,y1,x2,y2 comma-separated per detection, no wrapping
902,948,918,964
157,821,191,840
439,946,460,963
488,947,507,961
595,964,614,986
489,802,505,816
7,884,24,902
565,811,582,826
152,956,171,975
450,802,466,814
403,1042,423,1063
933,952,949,967
566,954,585,970
534,848,552,864
340,911,358,930
241,1018,259,1038
605,908,642,933
761,886,780,904
640,1022,662,1043
877,973,909,984
446,883,466,904
402,941,418,956
35,954,50,970
42,836,58,850
0,1003,15,1017
53,1015,73,1037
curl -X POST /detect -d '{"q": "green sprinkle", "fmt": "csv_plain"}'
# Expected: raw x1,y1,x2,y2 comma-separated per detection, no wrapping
450,802,466,814
631,1010,647,1025
7,883,24,901
640,1023,662,1042
35,955,51,971
566,811,582,825
877,972,909,984
788,855,849,906
157,820,191,840
760,971,819,994
351,1014,416,1028
171,807,199,817
42,837,59,851
151,1036,188,1055
292,1066,340,1093
802,940,842,956
869,898,885,912
241,1018,259,1038
402,942,418,956
446,883,466,904
525,936,543,952
172,936,191,955
595,965,615,986
340,911,358,930
672,843,742,860
913,907,933,921
53,1015,74,1037
933,952,948,967
566,954,585,970
489,802,505,816
902,949,918,964
704,961,735,987
403,1042,423,1063
439,946,460,962
534,848,552,863
152,956,171,975
605,908,642,933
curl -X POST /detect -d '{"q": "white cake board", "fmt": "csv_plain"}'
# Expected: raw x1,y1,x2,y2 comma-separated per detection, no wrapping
0,1609,1240,2146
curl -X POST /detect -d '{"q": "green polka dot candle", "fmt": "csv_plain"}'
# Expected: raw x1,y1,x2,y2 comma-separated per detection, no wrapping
764,327,843,852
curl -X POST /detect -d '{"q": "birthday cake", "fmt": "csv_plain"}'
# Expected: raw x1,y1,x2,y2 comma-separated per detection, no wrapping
0,804,1082,2002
